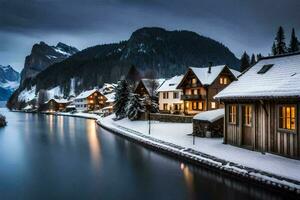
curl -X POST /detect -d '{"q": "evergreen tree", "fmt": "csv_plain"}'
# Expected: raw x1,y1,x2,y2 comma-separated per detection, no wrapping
289,28,299,53
272,42,277,55
275,26,287,55
126,65,141,86
126,93,145,120
113,80,130,119
240,52,250,72
256,53,263,61
250,54,256,65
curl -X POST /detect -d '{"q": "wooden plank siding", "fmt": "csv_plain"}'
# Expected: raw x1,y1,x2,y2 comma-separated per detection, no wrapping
224,101,300,159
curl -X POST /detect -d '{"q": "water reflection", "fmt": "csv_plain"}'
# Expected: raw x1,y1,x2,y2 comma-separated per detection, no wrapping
86,120,101,171
181,163,195,199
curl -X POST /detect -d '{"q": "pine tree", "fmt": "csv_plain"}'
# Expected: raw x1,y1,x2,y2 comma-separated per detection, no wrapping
113,80,130,119
126,93,145,120
272,42,277,55
126,65,141,86
275,26,287,55
288,28,299,53
250,54,256,65
240,52,250,72
256,53,263,61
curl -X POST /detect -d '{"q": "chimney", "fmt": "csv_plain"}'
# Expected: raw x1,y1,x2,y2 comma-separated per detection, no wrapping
208,62,213,73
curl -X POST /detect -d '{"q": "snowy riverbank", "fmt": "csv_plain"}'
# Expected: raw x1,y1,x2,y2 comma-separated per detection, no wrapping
97,114,300,194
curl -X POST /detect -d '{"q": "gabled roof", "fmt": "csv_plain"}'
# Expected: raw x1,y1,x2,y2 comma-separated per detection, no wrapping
156,75,183,92
138,78,165,95
178,65,240,88
75,89,100,100
215,53,300,99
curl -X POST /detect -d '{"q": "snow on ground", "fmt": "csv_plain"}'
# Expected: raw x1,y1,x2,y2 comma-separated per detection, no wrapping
18,86,36,102
47,86,64,99
100,115,300,183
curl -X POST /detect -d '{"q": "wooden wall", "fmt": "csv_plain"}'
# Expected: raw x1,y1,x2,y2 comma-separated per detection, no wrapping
224,101,300,159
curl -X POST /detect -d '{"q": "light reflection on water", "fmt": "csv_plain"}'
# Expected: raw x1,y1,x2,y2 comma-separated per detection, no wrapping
0,109,297,200
86,119,102,171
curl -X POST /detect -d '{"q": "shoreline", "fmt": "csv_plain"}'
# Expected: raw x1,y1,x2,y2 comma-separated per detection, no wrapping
9,110,300,196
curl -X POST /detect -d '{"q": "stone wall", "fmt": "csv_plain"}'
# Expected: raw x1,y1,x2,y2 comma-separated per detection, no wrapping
140,112,193,123
193,118,223,137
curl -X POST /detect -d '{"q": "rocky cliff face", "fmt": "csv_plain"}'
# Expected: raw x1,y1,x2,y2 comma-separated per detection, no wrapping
20,42,79,83
0,65,20,101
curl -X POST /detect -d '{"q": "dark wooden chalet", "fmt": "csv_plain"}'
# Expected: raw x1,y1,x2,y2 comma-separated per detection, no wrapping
45,98,71,112
134,79,165,97
215,53,300,159
177,65,240,115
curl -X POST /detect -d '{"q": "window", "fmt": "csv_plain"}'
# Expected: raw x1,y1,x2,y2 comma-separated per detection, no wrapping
279,105,296,131
192,78,197,84
220,77,228,85
198,102,203,110
163,104,168,110
163,92,169,99
243,105,252,126
211,102,216,109
173,92,179,99
192,89,197,95
229,105,237,124
257,64,274,74
193,102,197,110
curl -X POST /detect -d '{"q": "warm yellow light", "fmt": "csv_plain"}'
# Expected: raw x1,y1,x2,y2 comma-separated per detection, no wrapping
90,100,94,104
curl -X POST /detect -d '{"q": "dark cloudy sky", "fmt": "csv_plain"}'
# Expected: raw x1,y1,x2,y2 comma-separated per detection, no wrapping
1,0,299,71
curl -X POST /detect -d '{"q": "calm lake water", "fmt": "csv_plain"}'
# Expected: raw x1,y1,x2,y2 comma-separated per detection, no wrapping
0,109,296,200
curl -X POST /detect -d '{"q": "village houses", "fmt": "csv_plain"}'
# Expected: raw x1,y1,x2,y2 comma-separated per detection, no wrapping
215,52,300,159
177,64,240,115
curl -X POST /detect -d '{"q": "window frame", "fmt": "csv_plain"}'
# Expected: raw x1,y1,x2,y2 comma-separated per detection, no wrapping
242,105,252,127
278,104,297,133
173,92,179,99
228,104,237,125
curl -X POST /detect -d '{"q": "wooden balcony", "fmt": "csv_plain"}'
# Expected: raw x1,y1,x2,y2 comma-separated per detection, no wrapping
181,94,205,100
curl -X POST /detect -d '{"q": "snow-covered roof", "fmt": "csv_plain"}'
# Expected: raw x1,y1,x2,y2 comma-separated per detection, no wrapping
156,75,183,92
45,98,71,104
105,92,115,103
75,89,99,100
193,109,224,123
23,105,33,110
215,53,300,99
189,65,240,86
140,78,165,95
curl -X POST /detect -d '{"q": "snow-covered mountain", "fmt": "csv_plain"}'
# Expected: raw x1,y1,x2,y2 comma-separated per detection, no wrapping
20,42,79,83
0,65,20,101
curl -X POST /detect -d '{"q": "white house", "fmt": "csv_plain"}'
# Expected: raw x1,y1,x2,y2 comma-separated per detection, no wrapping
156,75,184,114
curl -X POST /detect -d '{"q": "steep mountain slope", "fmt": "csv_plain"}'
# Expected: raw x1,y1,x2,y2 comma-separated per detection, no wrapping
0,65,20,101
20,42,79,83
8,27,240,109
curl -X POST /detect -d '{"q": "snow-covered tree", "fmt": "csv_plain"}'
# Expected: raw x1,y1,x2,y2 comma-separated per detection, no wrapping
275,26,287,55
289,28,299,53
126,93,145,120
114,79,130,119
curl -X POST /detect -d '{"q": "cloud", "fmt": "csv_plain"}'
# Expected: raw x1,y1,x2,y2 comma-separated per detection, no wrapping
0,0,299,70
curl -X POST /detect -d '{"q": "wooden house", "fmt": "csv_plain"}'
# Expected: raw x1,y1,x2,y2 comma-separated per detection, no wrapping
74,89,107,111
215,53,300,159
45,98,71,112
134,78,165,98
177,65,240,115
156,75,184,114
